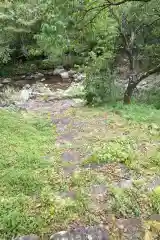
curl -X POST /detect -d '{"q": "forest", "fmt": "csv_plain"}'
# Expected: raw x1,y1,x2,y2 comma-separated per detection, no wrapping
0,0,160,106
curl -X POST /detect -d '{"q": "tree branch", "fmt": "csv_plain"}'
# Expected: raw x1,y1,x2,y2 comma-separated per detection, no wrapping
136,64,160,84
106,0,151,5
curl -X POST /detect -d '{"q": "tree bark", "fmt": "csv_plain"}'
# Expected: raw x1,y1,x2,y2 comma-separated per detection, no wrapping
124,64,160,104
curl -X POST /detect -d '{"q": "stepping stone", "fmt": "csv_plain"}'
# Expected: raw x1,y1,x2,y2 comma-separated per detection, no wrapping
62,150,81,163
57,133,74,142
90,184,107,196
52,118,71,125
115,179,133,189
14,235,40,240
59,190,76,200
63,164,78,177
82,162,107,170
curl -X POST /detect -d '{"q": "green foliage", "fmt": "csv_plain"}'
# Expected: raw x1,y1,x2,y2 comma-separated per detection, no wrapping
0,110,59,237
85,70,118,105
110,103,160,123
107,187,150,218
150,186,160,213
82,137,137,167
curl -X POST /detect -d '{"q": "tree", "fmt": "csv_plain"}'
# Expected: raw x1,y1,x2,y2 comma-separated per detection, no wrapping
108,0,160,103
0,0,43,64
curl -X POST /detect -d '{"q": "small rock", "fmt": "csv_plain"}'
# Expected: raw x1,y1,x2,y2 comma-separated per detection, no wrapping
34,72,44,80
40,78,46,82
0,83,3,87
13,234,40,240
2,78,12,83
53,68,65,75
47,71,54,76
72,98,86,107
75,73,86,82
68,69,76,77
19,85,32,102
60,71,69,80
25,75,33,80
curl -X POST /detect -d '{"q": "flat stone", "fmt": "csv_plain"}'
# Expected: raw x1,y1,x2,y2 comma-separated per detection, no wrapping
57,133,74,142
90,184,107,196
14,235,40,240
59,190,76,199
53,68,65,75
148,214,160,221
50,226,109,240
63,164,77,176
116,179,133,189
62,150,81,163
52,118,70,125
82,162,106,170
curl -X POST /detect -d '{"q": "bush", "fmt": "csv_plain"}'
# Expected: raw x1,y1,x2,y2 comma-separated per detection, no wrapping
85,69,120,105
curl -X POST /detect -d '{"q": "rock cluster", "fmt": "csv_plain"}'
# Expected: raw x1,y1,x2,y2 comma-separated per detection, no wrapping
0,67,85,89
13,226,109,240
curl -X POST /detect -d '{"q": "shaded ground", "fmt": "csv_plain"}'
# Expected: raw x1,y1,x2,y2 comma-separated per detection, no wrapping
0,99,160,239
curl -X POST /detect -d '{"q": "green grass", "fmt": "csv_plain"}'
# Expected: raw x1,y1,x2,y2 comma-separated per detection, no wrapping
109,103,160,123
0,103,160,239
0,110,89,239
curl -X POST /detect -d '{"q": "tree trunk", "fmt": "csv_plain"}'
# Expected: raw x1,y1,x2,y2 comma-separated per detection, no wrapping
123,76,137,104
